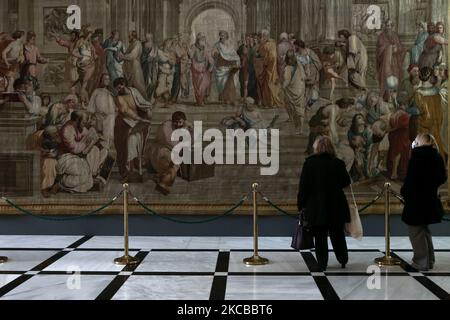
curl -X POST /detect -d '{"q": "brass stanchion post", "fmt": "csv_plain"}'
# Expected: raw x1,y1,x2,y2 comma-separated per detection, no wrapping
0,197,8,264
243,183,269,266
374,183,401,266
114,184,139,266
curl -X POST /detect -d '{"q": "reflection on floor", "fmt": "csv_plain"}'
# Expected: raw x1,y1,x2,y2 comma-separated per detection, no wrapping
0,236,449,300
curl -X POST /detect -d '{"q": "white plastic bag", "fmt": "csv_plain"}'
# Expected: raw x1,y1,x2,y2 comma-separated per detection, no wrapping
345,181,363,241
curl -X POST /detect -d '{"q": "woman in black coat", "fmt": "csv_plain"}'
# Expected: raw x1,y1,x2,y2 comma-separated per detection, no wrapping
401,133,447,271
297,136,351,271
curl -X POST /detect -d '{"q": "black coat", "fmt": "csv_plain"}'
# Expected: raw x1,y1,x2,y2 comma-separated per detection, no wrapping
401,146,447,226
297,154,351,227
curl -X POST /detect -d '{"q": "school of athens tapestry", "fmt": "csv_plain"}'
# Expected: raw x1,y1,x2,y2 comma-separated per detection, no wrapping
0,0,449,214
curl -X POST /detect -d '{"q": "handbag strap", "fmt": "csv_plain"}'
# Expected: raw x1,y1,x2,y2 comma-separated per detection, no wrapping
348,175,358,209
298,210,305,225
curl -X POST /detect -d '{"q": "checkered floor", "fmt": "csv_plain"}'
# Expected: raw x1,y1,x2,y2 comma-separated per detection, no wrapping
0,236,450,300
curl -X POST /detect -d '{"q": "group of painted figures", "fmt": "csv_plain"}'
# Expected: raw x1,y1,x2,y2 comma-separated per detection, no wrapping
0,18,448,198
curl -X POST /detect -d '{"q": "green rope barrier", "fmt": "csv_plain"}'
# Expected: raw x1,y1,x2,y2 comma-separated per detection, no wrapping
259,189,385,217
258,192,298,219
389,190,405,205
358,190,385,213
130,192,249,224
1,190,123,221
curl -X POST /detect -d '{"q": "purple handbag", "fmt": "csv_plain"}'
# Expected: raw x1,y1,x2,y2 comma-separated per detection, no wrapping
291,211,315,250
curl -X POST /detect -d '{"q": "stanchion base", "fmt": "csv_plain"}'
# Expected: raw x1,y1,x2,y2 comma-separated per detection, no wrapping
0,256,8,264
114,255,139,266
243,255,269,266
374,255,401,267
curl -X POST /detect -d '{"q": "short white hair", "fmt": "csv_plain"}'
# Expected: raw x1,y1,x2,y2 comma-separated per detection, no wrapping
279,32,288,41
245,97,255,105
261,29,270,38
385,76,399,90
64,94,78,103
418,21,427,30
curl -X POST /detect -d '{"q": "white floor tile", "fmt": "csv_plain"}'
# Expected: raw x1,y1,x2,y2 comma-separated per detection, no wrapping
0,274,21,288
0,251,59,271
112,276,213,300
328,275,439,300
426,276,450,294
136,252,218,273
0,236,83,249
225,276,323,300
0,275,114,300
43,251,138,272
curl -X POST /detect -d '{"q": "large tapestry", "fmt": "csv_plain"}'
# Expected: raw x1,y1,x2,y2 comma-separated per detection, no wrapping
0,0,448,215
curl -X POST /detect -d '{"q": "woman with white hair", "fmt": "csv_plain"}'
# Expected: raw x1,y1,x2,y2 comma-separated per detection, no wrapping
297,136,351,271
401,133,447,271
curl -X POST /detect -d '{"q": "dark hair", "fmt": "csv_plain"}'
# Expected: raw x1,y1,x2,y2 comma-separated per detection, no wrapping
11,31,24,40
372,120,387,143
13,78,26,91
27,31,36,41
294,39,305,49
336,98,355,109
172,111,187,122
323,46,335,55
70,29,80,36
41,94,51,104
113,77,127,88
338,29,351,39
130,30,138,39
419,66,433,82
372,135,384,144
428,22,436,33
285,49,297,66
99,73,110,85
350,113,365,133
71,110,85,122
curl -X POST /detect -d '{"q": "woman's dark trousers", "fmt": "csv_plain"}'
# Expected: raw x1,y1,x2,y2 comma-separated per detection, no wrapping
313,225,348,270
